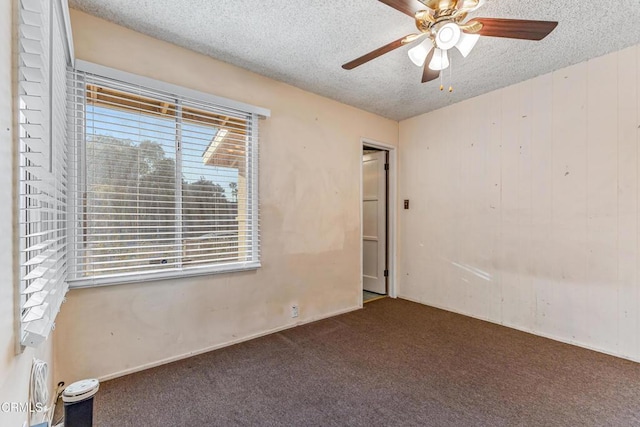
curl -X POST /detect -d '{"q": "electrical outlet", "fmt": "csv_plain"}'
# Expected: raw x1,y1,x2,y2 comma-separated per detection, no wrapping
291,305,299,318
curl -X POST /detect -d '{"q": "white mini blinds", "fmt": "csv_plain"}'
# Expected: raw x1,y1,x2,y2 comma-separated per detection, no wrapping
18,0,72,347
67,66,266,287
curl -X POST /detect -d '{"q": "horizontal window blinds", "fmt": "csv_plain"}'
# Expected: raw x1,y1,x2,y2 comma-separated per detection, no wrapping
67,72,261,286
18,0,71,347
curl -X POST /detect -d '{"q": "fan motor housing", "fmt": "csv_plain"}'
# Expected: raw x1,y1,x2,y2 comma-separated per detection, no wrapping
414,7,467,35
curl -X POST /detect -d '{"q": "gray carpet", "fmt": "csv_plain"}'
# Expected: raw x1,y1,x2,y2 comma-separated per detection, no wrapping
93,298,640,426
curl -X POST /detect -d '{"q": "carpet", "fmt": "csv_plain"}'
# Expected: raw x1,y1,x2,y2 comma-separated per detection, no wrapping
93,298,640,426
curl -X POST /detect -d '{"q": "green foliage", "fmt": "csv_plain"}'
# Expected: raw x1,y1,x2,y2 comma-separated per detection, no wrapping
84,136,239,273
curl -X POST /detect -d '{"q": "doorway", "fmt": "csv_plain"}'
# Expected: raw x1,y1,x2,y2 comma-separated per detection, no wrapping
362,145,389,303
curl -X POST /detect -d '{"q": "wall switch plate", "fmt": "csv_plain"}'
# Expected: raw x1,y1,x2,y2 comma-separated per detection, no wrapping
291,305,299,318
404,199,409,209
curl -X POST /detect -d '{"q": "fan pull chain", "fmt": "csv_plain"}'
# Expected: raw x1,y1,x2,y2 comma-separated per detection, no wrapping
449,55,453,93
438,49,443,91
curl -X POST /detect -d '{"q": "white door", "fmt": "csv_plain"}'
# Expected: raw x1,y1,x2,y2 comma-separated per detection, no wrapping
362,150,387,294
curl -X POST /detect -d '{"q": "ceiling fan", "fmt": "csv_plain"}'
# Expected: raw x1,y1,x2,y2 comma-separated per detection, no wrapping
342,0,558,85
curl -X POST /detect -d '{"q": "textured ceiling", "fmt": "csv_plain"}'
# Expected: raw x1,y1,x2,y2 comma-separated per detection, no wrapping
69,0,640,121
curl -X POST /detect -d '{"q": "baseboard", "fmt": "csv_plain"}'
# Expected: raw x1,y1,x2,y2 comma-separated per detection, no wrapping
398,294,640,364
97,305,362,382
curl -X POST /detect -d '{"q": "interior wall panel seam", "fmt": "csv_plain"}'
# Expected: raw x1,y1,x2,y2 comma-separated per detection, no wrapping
615,51,620,354
636,44,640,360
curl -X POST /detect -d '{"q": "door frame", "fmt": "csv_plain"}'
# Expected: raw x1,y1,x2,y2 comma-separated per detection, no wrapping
360,138,397,306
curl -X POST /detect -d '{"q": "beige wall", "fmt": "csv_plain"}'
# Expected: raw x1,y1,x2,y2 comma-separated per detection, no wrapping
0,0,54,426
53,10,398,383
399,45,640,361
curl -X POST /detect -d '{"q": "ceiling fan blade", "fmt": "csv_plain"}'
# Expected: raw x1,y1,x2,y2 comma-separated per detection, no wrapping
342,34,422,70
378,0,429,17
422,49,439,83
463,18,558,41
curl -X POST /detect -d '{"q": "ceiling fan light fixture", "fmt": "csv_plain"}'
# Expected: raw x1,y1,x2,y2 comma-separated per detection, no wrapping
455,32,480,57
408,38,434,67
435,23,461,51
428,48,449,71
342,0,560,87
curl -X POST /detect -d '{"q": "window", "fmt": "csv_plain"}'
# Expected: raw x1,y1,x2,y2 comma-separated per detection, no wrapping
18,0,73,347
68,64,268,286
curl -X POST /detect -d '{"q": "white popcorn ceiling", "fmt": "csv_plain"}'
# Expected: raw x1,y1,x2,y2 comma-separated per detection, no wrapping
69,0,640,121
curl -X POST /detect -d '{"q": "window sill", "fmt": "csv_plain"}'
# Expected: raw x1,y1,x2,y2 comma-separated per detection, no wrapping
68,261,261,289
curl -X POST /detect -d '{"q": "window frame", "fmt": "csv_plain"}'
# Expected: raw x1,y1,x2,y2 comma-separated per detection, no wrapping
68,60,269,288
